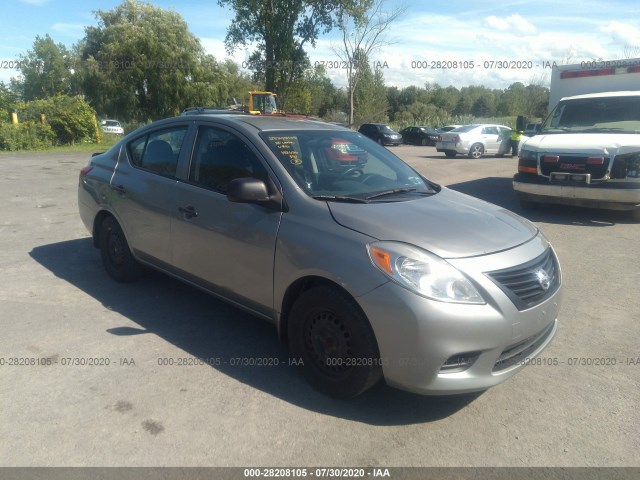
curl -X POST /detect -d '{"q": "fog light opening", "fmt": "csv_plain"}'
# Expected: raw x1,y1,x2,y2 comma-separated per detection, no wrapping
439,352,481,374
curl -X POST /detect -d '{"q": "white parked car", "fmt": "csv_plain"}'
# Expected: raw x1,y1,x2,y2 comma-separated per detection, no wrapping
101,119,124,135
436,124,512,159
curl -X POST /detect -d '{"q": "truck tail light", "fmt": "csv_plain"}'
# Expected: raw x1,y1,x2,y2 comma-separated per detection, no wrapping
452,135,460,143
587,157,604,165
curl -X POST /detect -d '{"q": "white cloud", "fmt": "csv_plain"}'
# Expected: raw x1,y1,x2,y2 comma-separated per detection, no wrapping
19,0,49,5
600,20,640,47
51,23,86,39
486,16,510,31
484,14,536,35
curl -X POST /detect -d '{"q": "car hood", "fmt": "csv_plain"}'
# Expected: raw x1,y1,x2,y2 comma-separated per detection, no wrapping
522,133,640,155
327,188,538,259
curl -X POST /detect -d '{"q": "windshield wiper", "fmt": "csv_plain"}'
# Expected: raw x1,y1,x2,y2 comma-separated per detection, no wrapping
311,195,369,203
365,187,429,200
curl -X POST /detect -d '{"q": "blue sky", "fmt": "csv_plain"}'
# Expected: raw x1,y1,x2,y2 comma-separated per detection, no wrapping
3,0,640,89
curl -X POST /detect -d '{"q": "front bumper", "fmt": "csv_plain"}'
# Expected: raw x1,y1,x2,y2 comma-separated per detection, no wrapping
356,234,562,395
513,174,640,210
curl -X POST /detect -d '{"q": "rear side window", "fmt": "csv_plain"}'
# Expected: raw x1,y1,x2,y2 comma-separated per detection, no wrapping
482,126,499,135
127,126,188,177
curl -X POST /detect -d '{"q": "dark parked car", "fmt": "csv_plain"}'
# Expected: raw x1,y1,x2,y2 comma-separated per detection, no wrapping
358,123,402,146
78,114,562,398
399,126,439,146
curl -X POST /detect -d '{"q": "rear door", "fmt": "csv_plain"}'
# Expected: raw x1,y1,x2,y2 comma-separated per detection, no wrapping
481,126,500,153
171,123,282,316
110,123,193,264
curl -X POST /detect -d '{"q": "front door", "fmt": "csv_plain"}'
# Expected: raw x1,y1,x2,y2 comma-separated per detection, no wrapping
171,124,282,317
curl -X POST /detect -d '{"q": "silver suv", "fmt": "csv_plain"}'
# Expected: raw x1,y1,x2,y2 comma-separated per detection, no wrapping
78,114,562,398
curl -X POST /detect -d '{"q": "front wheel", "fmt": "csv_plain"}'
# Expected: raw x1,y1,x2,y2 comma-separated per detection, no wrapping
468,143,484,159
98,216,144,282
288,286,382,398
421,138,427,146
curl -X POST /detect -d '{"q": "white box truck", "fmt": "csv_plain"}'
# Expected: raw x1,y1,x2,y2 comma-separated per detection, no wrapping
513,59,640,219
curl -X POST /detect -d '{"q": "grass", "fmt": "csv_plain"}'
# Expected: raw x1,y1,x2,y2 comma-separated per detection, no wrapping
0,134,120,155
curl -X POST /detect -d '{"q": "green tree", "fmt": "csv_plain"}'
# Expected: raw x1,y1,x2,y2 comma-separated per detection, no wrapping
16,35,73,100
78,0,227,122
354,61,388,124
219,0,353,108
333,0,404,126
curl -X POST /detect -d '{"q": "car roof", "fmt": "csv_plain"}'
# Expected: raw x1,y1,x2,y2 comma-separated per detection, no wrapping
137,114,348,134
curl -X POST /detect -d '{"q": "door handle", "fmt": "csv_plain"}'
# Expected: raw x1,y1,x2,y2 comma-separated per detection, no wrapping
178,205,198,218
110,184,126,194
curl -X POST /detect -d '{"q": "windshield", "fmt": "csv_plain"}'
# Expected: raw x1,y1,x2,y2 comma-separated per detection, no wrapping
261,130,438,201
541,96,640,134
378,125,396,133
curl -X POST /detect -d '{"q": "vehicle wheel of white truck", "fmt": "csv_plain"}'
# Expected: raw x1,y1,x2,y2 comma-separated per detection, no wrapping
288,285,382,398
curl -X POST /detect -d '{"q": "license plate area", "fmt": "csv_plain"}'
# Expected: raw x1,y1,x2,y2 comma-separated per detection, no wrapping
549,172,591,184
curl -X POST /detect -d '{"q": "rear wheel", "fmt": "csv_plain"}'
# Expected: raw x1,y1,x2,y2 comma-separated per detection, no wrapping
98,216,143,282
468,143,484,159
444,150,457,158
288,286,382,398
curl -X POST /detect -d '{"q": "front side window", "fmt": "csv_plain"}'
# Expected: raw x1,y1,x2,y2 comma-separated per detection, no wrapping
189,126,268,194
262,130,438,202
127,126,187,177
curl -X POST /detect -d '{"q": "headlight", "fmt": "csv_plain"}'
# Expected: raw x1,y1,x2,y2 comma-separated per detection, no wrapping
367,241,485,304
519,148,537,161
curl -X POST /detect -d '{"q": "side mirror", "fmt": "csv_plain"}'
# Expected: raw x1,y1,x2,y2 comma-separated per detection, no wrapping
227,177,270,203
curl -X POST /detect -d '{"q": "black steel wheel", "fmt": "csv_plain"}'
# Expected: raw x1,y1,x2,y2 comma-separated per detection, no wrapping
288,286,382,398
98,216,143,282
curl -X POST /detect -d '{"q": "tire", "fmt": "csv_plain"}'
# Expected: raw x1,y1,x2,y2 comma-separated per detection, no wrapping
377,138,383,145
288,286,382,398
444,150,457,158
631,207,640,222
468,143,484,159
98,216,143,282
420,138,427,146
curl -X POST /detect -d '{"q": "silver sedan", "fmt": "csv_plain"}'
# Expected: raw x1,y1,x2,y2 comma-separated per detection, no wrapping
78,114,561,398
437,124,512,158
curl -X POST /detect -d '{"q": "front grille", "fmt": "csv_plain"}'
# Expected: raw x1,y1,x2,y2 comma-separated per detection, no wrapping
486,248,560,311
493,321,555,372
540,155,610,179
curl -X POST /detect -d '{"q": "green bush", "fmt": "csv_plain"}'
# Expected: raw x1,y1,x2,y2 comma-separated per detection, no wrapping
0,121,55,151
17,95,99,145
